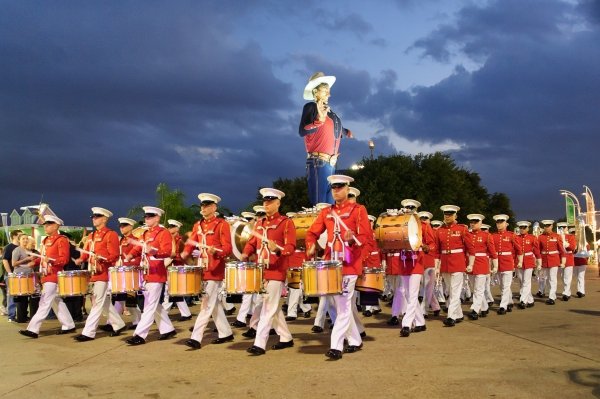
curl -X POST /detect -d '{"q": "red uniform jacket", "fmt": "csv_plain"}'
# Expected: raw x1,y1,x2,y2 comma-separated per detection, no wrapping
574,243,590,266
515,234,540,269
538,232,566,268
305,200,370,276
120,234,141,266
40,233,70,284
362,232,381,269
243,213,296,281
434,222,469,273
422,226,437,269
465,230,497,275
184,217,232,281
172,234,185,266
490,231,521,272
80,227,120,282
563,234,576,267
287,250,306,269
129,226,173,283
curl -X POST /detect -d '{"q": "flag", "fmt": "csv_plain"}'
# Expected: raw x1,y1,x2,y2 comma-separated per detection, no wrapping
566,196,576,225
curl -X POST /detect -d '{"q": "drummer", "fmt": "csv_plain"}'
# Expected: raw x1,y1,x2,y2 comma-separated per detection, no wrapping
179,193,234,350
115,217,142,329
418,211,441,319
244,188,296,355
73,207,126,341
306,175,371,360
125,206,176,345
162,219,193,322
19,215,76,338
362,214,382,317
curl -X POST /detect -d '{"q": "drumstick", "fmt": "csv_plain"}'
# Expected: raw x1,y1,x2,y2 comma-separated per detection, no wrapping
330,212,362,246
127,237,159,252
26,251,56,262
185,238,223,252
76,247,107,261
248,230,284,251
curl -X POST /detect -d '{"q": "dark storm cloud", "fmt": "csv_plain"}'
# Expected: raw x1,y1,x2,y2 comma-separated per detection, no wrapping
315,12,374,38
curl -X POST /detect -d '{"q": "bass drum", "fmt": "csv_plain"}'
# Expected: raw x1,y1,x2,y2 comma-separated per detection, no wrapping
131,226,147,239
230,219,254,261
291,212,327,250
375,213,422,251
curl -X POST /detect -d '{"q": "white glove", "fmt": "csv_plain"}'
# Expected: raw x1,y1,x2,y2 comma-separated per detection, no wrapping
517,255,524,269
491,258,498,274
434,259,441,274
466,255,474,273
535,259,542,271
560,257,566,268
191,249,200,258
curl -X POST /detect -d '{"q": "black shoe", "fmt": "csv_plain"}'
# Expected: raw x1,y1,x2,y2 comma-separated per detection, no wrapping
272,340,294,350
455,317,464,323
360,331,367,338
242,328,256,338
507,304,513,312
188,326,194,332
356,305,363,311
158,330,177,340
443,318,456,327
247,345,266,355
576,291,585,298
433,310,440,317
535,291,544,298
110,326,127,337
230,320,247,328
211,334,234,344
497,307,506,315
387,316,399,326
126,335,146,345
224,306,236,316
303,311,312,318
344,343,363,353
285,316,297,321
269,328,276,336
518,302,526,309
362,310,372,317
400,327,410,337
372,308,382,315
128,324,138,330
311,326,324,333
74,334,94,342
325,349,343,360
99,324,113,332
19,330,38,339
562,295,570,302
185,339,201,350
281,304,288,312
413,325,427,333
442,306,448,313
178,315,192,322
57,328,76,335
480,310,488,317
468,310,479,320
546,299,555,305
418,296,423,302
328,323,334,330
526,302,534,308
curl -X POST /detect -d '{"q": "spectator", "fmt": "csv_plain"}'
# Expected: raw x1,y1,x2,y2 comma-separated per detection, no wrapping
11,234,37,322
2,230,23,321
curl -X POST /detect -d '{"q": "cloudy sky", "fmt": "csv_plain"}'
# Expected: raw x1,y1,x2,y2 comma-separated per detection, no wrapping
1,0,599,226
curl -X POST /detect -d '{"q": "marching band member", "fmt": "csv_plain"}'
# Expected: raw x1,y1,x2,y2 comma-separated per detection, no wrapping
515,221,540,308
231,211,259,328
480,223,495,306
573,228,589,298
284,250,312,321
537,220,566,305
362,214,381,317
162,219,193,321
418,211,441,318
490,214,522,315
19,216,76,338
245,188,296,355
182,193,234,350
115,217,142,328
465,214,497,319
306,175,370,360
557,222,576,301
346,189,367,336
384,207,408,326
429,220,447,308
125,206,176,345
73,208,126,341
434,205,468,327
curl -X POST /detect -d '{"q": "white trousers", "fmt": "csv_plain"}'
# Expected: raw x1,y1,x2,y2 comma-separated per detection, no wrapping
82,281,125,338
537,268,547,294
114,300,142,325
237,293,260,323
330,276,361,351
390,275,407,317
484,274,494,303
254,281,292,349
546,267,559,300
351,290,365,333
469,275,488,313
516,268,534,304
499,271,514,309
461,274,472,300
314,295,336,328
421,267,440,315
190,281,232,342
562,267,573,297
27,282,75,334
443,272,464,320
401,274,424,328
221,292,235,311
286,287,311,317
574,265,586,294
162,281,191,317
133,282,174,339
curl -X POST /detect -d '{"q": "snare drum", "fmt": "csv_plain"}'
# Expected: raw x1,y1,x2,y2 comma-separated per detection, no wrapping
167,266,202,296
286,268,302,289
225,262,263,294
7,272,39,296
302,260,342,296
57,270,90,297
356,268,385,293
375,213,422,251
109,266,143,293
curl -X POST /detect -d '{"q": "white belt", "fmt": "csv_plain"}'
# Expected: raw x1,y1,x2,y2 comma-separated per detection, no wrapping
370,251,379,256
387,253,400,257
542,251,559,255
524,252,534,256
474,253,488,257
149,256,164,261
443,249,463,254
498,252,512,256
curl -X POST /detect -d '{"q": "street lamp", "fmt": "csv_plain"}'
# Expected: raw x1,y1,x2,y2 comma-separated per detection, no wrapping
368,139,375,160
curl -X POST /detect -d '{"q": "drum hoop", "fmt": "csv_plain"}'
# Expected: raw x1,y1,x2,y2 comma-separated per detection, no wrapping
168,265,202,272
302,260,342,269
362,267,384,273
58,270,91,277
225,261,260,269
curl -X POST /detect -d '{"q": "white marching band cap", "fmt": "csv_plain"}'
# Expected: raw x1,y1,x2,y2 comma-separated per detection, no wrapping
467,214,485,221
315,202,332,210
440,205,460,213
118,217,136,226
481,224,491,230
540,219,555,225
42,215,64,225
516,221,531,227
303,72,336,101
260,188,285,200
198,193,221,204
418,211,433,219
348,187,361,198
241,211,256,219
253,205,266,214
286,212,297,217
493,214,509,221
327,174,354,185
431,220,443,227
167,219,183,228
142,206,164,216
91,207,113,218
401,199,421,208
368,215,376,223
556,222,568,228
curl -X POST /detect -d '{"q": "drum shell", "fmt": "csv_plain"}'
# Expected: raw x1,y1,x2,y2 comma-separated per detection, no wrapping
57,270,90,297
286,268,302,289
356,268,385,293
109,266,143,293
225,262,263,294
167,266,202,296
7,272,39,296
302,260,342,296
375,214,422,251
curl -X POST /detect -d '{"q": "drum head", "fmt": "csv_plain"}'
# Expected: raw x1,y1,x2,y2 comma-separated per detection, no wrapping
406,215,422,250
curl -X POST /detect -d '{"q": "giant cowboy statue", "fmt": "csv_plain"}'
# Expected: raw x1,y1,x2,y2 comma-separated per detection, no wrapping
299,72,353,205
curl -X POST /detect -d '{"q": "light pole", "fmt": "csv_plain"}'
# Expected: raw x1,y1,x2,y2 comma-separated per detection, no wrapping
368,139,375,160
582,185,598,267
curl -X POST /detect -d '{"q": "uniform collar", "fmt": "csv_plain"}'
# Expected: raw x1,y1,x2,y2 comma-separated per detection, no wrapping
203,215,216,223
266,212,281,221
333,199,350,209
